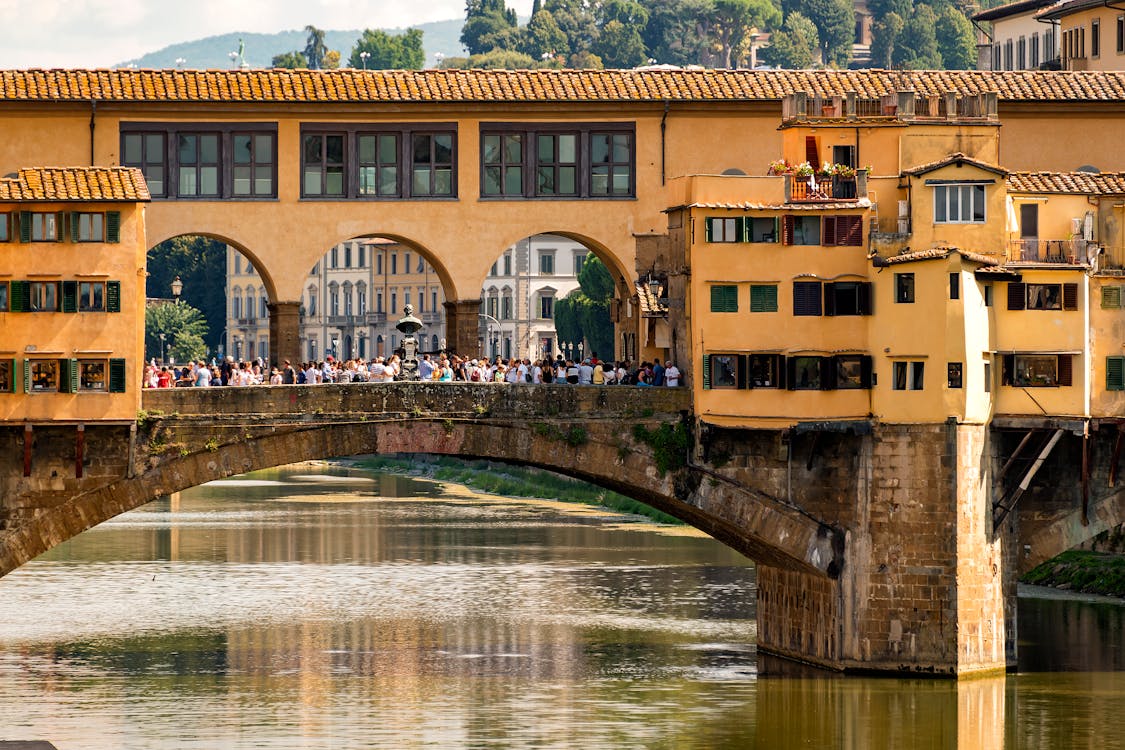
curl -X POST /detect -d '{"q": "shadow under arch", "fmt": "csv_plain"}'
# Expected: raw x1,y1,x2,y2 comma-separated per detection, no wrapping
147,231,279,305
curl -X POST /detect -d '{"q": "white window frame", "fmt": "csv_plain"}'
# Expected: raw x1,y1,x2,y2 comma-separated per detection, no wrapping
934,184,986,224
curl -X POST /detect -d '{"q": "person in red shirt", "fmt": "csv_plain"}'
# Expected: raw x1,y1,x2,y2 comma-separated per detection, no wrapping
156,366,173,388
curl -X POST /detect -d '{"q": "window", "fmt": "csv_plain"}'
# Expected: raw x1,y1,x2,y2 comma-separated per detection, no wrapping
892,361,925,390
261,296,268,319
1009,282,1078,311
709,354,739,388
21,212,60,242
503,253,511,276
590,132,633,196
177,133,220,197
482,133,524,196
232,132,275,197
835,355,872,389
1107,356,1125,391
822,216,863,246
27,359,58,392
78,282,105,311
789,356,824,390
749,354,783,388
1018,36,1027,69
79,360,107,391
308,290,318,317
501,294,512,320
895,273,915,303
539,252,555,275
376,253,383,275
121,131,166,196
1031,32,1041,68
1102,285,1123,308
391,254,398,274
234,255,242,274
358,289,367,316
539,294,554,319
344,245,352,268
824,282,873,316
707,217,741,242
934,184,986,223
832,145,856,167
1093,19,1101,57
984,284,994,307
993,43,1001,70
302,133,346,197
984,362,992,393
0,282,7,311
1003,354,1072,387
1004,39,1014,69
330,287,340,317
749,284,778,312
0,360,11,392
482,123,635,199
71,213,104,242
950,273,960,300
0,213,9,242
1118,15,1124,53
793,281,823,316
781,215,821,245
948,362,963,389
29,281,58,312
710,285,738,312
358,133,399,197
390,291,397,315
358,246,366,268
330,247,339,269
412,133,454,197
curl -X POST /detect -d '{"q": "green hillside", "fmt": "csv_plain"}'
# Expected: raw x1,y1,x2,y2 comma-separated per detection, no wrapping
117,20,466,70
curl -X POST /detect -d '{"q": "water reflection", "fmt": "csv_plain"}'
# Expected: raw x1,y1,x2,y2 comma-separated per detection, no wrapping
0,463,1122,749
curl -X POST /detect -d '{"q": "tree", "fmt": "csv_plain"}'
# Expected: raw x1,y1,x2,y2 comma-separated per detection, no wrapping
146,235,228,353
304,25,328,69
462,0,519,55
545,0,600,58
555,255,615,360
870,11,904,68
521,9,570,60
642,0,712,66
935,4,976,69
447,48,541,68
867,0,913,19
593,20,649,67
349,28,426,69
271,51,308,69
799,0,855,67
146,300,210,364
896,3,941,68
323,50,341,70
709,0,782,68
762,11,820,68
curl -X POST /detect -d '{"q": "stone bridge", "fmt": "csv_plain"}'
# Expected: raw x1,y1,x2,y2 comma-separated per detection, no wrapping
2,384,1121,677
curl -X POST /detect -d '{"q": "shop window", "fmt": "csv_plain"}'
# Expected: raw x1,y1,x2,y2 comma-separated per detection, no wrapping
1002,354,1072,387
78,360,108,391
0,360,12,392
1008,282,1078,311
893,361,925,390
824,281,872,316
26,359,59,392
709,354,739,388
749,354,784,388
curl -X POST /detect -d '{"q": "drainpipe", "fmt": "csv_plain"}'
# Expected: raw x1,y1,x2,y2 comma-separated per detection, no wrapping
89,100,97,166
661,101,669,185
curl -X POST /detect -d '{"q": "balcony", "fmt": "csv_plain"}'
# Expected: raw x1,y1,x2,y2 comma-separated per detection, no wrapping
421,311,442,324
782,91,998,125
786,172,867,203
1008,239,1092,265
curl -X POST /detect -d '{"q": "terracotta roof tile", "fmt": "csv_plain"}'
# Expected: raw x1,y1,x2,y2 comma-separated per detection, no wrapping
0,167,150,202
675,198,872,211
903,152,1008,177
1007,171,1125,194
3,68,1125,104
879,247,1004,265
635,280,668,315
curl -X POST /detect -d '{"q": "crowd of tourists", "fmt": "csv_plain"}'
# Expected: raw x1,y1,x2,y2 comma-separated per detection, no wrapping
142,353,681,388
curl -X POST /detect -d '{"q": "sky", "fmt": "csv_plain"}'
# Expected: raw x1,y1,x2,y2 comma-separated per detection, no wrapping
0,0,534,69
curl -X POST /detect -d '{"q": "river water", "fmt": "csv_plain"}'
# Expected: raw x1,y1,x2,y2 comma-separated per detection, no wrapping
1,462,1124,749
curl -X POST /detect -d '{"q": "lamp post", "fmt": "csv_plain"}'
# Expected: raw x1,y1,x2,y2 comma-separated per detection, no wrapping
175,57,186,68
359,51,370,69
229,51,238,69
478,313,501,359
171,275,183,302
158,332,166,364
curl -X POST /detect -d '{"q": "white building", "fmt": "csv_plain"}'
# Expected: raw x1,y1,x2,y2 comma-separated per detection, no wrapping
973,0,1060,70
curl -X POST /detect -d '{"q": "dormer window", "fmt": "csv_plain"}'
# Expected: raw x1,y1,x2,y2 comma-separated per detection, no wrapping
934,184,986,224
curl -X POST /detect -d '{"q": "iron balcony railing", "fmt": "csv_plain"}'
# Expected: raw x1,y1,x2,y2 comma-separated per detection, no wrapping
1008,238,1091,264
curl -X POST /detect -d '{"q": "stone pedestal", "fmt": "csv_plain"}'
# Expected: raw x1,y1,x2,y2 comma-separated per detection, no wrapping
756,422,1016,676
267,301,301,369
442,298,484,356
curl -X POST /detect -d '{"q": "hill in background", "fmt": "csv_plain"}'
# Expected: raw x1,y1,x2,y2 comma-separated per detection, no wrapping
117,20,465,69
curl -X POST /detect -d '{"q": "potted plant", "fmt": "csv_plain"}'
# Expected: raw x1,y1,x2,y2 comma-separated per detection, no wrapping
767,158,793,176
794,161,814,178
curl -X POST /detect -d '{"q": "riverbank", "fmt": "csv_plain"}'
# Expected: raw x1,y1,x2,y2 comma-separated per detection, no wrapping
353,454,682,525
1022,550,1125,598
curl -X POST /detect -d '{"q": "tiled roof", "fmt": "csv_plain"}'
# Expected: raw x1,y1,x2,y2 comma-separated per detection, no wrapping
878,247,1003,265
1036,0,1104,22
1007,171,1125,194
972,0,1055,22
903,152,1008,177
672,198,871,211
635,280,669,315
4,68,1125,103
0,167,150,202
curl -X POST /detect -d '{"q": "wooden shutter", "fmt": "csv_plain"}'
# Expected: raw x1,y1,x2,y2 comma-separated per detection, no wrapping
109,359,127,393
10,280,28,312
1001,355,1015,386
106,281,121,312
750,285,777,312
950,273,960,300
785,356,798,390
711,285,737,312
776,355,787,389
793,281,822,316
781,215,794,245
1107,356,1125,391
106,212,120,243
702,354,711,390
23,359,30,394
62,281,78,313
1007,282,1026,310
822,357,838,390
735,217,748,242
54,212,64,242
860,355,873,389
18,211,31,243
823,282,837,316
60,359,78,393
705,218,714,242
1102,286,1122,309
4,359,13,393
736,355,748,389
1063,283,1079,310
69,212,80,242
822,216,837,246
840,215,863,246
858,282,873,315
1057,355,1073,386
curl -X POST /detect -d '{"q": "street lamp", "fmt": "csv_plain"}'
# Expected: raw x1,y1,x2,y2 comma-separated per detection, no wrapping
158,332,166,364
171,275,183,301
434,52,445,68
175,57,186,68
229,51,238,69
359,51,370,69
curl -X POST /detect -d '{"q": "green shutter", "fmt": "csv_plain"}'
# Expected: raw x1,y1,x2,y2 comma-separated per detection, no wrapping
106,281,121,312
106,212,120,243
60,359,77,393
55,212,65,242
750,284,778,312
62,280,78,313
705,218,714,242
1103,286,1122,309
710,285,737,312
22,359,30,394
10,280,28,312
69,212,80,242
702,354,711,390
18,211,30,243
109,358,127,393
4,359,13,393
1108,357,1125,391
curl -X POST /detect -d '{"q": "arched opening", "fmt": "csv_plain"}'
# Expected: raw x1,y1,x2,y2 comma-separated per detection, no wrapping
479,232,637,366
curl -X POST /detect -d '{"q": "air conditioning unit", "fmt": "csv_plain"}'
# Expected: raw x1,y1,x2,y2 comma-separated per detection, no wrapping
898,200,909,219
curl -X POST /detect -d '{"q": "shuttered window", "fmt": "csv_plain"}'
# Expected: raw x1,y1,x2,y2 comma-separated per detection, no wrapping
0,213,9,242
9,281,28,312
1108,356,1125,391
1058,354,1073,387
701,353,711,390
706,217,743,243
0,359,13,392
1102,286,1122,309
109,359,127,393
1008,282,1026,310
106,281,121,313
1063,282,1079,310
793,281,823,316
823,215,863,246
749,284,778,312
710,285,738,312
61,281,78,313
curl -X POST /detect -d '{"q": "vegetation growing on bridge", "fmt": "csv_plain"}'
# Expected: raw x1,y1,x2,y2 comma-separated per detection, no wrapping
356,455,680,524
631,421,691,475
1023,550,1125,598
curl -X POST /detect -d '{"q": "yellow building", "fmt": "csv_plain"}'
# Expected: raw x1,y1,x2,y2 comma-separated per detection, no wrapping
1037,0,1125,71
0,167,149,423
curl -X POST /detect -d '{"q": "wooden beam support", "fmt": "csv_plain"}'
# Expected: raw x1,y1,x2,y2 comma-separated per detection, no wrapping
75,423,85,479
23,424,32,477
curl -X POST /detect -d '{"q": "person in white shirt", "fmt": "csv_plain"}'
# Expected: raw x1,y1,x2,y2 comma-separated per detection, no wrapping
369,358,387,383
531,362,543,384
577,359,594,385
305,363,321,385
664,361,681,387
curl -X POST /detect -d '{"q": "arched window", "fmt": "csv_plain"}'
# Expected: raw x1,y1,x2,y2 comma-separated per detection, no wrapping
432,334,440,351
